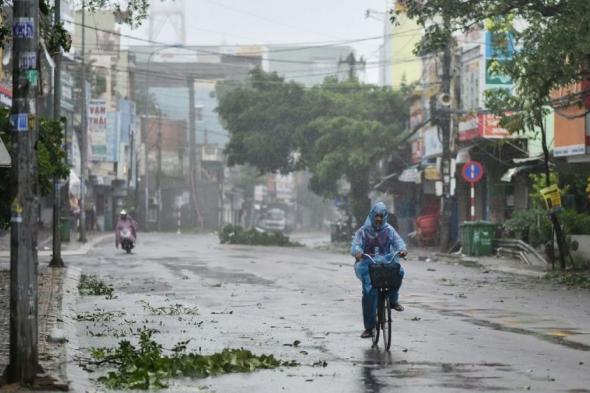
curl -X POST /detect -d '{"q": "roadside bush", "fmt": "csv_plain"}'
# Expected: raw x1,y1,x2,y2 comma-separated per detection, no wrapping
219,225,302,247
503,209,552,247
560,209,590,235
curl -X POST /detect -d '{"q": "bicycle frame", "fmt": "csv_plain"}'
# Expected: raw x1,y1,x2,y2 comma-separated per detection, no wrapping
361,251,402,350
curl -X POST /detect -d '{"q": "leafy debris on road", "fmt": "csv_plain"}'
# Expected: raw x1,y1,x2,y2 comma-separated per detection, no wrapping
75,309,126,322
544,271,590,289
78,274,115,299
87,328,299,389
139,299,199,315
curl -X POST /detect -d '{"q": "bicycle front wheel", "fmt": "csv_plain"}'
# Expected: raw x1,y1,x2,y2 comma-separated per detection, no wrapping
382,296,392,350
372,297,381,347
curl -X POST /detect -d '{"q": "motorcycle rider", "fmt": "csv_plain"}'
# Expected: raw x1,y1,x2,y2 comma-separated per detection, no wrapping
115,209,138,249
351,202,407,339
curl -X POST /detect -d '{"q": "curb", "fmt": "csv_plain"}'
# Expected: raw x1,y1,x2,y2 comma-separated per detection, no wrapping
61,266,91,391
0,233,112,259
434,251,547,278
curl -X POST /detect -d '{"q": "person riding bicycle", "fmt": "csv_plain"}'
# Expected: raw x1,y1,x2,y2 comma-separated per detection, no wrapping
351,202,407,339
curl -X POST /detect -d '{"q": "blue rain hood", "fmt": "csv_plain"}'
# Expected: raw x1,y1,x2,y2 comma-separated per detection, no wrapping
364,202,389,231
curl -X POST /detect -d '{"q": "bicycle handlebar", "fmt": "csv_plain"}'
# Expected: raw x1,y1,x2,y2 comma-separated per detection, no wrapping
360,251,406,264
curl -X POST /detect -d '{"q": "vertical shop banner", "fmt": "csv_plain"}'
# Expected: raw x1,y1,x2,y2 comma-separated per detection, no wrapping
423,126,443,158
106,112,120,162
88,99,107,161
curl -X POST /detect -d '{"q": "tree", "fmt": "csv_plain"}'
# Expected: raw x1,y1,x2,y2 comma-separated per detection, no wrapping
0,110,69,229
397,0,589,268
217,69,310,173
0,0,152,47
217,70,408,226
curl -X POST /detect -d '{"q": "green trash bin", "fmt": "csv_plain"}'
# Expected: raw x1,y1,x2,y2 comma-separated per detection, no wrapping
461,222,474,256
462,221,495,256
472,221,495,256
60,217,71,242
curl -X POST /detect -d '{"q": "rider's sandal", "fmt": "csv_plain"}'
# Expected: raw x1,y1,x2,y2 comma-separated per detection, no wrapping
392,303,405,312
360,329,373,338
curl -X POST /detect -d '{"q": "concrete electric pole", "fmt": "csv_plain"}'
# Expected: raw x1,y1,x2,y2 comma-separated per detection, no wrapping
50,0,64,267
438,16,454,252
8,0,41,381
79,1,88,242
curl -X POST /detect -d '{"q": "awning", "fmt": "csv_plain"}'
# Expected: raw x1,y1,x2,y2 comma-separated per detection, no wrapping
0,137,11,167
69,169,81,197
373,172,399,191
500,154,549,182
399,166,420,183
456,147,472,164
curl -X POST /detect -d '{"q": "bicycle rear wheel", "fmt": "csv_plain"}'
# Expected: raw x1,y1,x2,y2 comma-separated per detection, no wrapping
382,296,392,350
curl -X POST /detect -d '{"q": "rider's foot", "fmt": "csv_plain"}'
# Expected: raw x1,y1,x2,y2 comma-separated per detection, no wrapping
360,329,373,338
392,303,405,312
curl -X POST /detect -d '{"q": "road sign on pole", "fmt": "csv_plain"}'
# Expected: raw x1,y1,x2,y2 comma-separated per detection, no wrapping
461,161,484,221
462,160,484,183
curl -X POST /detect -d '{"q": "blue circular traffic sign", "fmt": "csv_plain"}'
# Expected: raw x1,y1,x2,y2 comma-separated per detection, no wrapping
462,160,484,183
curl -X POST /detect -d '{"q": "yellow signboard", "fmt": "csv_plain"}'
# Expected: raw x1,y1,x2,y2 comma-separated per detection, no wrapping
540,184,562,211
424,165,441,181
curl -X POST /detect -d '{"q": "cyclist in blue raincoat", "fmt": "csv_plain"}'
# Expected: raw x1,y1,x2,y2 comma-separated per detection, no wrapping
351,202,407,339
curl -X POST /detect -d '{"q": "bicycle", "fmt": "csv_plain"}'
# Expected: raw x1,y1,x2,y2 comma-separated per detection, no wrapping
362,251,404,350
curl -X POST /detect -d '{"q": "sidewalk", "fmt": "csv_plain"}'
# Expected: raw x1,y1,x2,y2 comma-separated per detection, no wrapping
0,230,108,390
0,266,68,390
0,231,112,259
411,246,550,278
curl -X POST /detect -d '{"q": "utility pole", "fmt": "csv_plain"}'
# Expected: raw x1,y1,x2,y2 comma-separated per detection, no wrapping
187,77,201,228
438,15,453,252
156,108,162,231
79,2,88,242
8,0,40,381
50,0,64,267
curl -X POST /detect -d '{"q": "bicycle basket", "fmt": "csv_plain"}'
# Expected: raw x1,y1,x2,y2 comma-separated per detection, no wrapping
369,262,402,289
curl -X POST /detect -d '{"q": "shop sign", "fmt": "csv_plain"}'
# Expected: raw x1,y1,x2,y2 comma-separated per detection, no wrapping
61,71,74,111
423,126,443,158
540,184,562,212
13,18,34,39
19,52,37,70
458,113,512,141
424,165,441,181
88,99,107,161
410,137,423,164
10,113,29,132
0,85,12,108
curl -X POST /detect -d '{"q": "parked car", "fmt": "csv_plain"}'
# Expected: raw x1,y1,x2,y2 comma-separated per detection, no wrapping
257,208,287,232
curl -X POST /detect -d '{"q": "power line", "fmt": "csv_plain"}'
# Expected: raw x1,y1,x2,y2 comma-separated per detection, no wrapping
69,20,422,66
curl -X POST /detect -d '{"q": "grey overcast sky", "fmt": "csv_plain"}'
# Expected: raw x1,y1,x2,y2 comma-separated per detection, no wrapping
121,0,394,84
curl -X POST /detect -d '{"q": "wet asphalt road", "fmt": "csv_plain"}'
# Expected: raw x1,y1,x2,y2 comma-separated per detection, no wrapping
65,233,590,393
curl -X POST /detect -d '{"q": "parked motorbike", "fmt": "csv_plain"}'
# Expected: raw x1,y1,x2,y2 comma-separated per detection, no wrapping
119,227,135,254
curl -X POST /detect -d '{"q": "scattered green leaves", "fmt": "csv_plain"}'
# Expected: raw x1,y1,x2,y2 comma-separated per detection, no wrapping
219,225,302,247
78,274,115,299
544,271,590,289
75,309,126,322
88,328,298,389
138,300,199,316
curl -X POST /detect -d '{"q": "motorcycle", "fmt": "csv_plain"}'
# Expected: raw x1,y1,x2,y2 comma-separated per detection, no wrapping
119,227,135,254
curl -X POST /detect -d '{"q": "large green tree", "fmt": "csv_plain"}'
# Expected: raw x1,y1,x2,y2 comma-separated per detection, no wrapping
217,71,408,226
